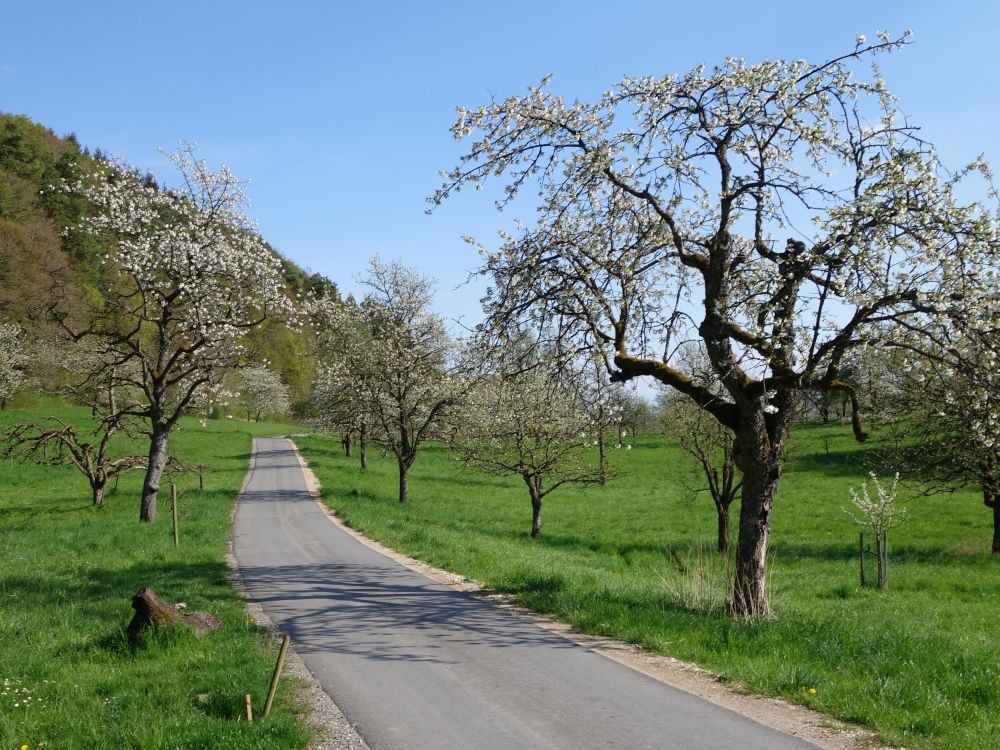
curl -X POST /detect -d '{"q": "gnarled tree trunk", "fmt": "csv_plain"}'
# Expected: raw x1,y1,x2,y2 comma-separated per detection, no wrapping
92,480,106,508
730,405,790,618
140,423,170,523
530,495,542,538
359,423,368,471
525,474,544,538
398,458,409,503
732,458,779,617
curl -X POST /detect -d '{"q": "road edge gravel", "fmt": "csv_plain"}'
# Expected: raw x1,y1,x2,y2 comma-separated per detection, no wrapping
227,437,371,750
287,438,900,750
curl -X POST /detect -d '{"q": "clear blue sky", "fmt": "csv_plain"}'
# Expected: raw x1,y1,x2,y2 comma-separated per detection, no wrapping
2,1,997,325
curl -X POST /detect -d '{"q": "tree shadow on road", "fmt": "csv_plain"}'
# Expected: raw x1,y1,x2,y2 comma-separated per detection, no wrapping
236,560,578,664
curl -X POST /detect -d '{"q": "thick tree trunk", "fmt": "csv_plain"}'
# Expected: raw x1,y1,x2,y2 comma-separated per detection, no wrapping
140,424,170,523
359,424,368,471
715,503,730,557
986,489,999,554
993,501,1000,555
732,457,779,617
398,459,409,503
92,481,106,508
523,474,544,538
730,403,791,618
344,433,353,458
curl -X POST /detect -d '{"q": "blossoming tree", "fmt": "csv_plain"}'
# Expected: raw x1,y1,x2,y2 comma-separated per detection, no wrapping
433,35,996,617
59,146,295,522
310,296,376,470
239,366,292,422
315,258,463,502
578,356,627,485
878,325,1000,552
453,358,603,538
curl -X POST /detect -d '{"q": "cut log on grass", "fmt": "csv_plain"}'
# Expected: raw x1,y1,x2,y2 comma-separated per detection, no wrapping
126,587,222,643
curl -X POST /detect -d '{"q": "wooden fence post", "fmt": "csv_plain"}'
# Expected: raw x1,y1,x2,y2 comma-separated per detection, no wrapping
263,634,290,718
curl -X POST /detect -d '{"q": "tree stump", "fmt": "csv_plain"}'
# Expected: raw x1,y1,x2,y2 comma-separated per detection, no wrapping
126,587,222,643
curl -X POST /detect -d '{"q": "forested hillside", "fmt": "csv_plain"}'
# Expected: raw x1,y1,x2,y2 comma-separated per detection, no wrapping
0,112,334,404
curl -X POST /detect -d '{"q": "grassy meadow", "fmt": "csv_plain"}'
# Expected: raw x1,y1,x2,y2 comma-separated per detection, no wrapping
297,422,1000,750
0,402,308,750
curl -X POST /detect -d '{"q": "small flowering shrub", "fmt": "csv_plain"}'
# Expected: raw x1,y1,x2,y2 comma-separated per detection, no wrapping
844,472,908,591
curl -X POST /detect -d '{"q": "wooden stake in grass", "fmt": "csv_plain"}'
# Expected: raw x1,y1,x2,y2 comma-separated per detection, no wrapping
171,483,179,547
245,693,253,723
262,634,290,718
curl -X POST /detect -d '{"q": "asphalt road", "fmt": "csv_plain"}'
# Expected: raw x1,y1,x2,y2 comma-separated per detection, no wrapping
233,437,817,750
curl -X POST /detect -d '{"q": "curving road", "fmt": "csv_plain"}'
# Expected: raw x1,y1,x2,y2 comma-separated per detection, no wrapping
233,437,817,750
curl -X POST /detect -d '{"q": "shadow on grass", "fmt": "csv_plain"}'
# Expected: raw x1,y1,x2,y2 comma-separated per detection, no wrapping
328,485,387,505
88,621,203,659
0,501,96,518
770,539,992,564
90,628,133,656
449,524,681,560
192,689,253,720
784,449,870,479
293,443,346,460
1,558,234,640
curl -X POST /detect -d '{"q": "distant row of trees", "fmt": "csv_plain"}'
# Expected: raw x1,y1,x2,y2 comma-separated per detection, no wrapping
306,257,649,537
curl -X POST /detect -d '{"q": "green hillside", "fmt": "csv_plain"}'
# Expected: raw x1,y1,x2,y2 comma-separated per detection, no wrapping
0,113,333,403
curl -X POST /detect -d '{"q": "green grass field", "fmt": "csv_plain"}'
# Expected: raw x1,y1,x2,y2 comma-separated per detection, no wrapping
0,402,308,750
297,423,1000,750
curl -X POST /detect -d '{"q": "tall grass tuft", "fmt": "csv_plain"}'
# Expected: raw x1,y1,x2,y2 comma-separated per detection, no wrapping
659,540,730,615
